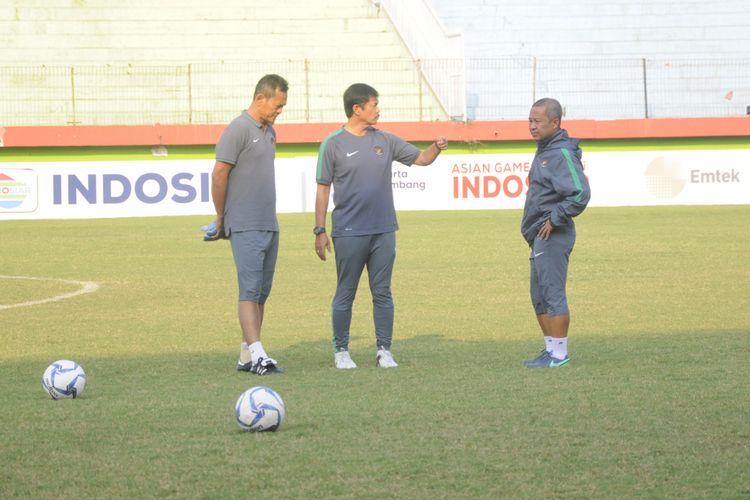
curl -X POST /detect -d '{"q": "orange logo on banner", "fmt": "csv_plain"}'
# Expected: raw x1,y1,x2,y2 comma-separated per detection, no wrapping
451,160,531,199
453,175,530,199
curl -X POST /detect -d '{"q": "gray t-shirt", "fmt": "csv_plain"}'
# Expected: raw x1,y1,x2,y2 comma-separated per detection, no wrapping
316,126,420,237
215,111,279,234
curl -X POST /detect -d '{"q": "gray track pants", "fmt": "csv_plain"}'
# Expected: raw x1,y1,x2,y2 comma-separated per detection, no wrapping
331,232,396,351
529,224,576,316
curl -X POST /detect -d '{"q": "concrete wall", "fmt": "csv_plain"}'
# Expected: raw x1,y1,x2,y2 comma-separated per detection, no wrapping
0,0,448,125
429,0,750,58
1,0,402,63
3,0,748,123
430,0,750,119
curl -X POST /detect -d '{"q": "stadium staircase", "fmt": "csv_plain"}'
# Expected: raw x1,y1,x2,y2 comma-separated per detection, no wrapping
0,0,461,125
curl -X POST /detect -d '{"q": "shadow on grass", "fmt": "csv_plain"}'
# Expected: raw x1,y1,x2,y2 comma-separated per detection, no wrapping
6,326,749,393
1,329,748,498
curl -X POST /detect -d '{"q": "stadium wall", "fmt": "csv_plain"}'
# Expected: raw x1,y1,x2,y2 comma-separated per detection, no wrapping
1,0,453,124
4,0,749,124
430,0,750,119
2,117,750,147
1,119,748,220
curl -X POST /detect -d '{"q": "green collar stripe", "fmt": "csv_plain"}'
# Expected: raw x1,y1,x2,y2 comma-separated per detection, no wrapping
316,129,344,179
560,148,584,203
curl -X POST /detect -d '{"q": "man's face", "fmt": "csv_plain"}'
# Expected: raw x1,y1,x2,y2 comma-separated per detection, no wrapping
528,105,559,142
354,96,380,125
256,89,287,125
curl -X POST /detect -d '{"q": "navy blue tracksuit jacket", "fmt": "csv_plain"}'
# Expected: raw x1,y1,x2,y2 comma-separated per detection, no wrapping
521,128,591,245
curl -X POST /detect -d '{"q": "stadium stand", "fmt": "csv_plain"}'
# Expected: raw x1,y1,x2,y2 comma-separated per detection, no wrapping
0,0,451,125
1,0,402,63
430,0,750,119
1,0,749,129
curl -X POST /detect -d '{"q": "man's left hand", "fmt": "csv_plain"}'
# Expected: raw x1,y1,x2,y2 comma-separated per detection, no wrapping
537,220,553,240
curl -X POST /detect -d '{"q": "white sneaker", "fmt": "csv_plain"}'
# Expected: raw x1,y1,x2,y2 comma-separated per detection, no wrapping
376,349,398,368
334,350,357,369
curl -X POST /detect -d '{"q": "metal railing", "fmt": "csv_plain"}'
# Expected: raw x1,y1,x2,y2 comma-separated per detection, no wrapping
374,0,466,120
1,57,748,127
464,57,750,120
0,60,450,127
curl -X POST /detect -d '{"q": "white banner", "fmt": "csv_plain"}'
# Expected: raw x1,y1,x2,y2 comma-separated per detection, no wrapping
426,149,750,209
1,149,747,220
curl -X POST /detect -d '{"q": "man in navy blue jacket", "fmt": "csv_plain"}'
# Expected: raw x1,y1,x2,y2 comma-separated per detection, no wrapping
521,98,591,368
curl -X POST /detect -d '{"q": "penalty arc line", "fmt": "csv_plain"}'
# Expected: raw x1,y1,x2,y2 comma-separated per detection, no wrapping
0,275,100,310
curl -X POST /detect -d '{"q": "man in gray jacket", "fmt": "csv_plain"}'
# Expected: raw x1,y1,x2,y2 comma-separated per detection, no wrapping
521,98,591,368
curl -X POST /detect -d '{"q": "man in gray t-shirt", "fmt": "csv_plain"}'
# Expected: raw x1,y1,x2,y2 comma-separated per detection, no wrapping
314,83,448,370
216,113,279,234
207,74,288,376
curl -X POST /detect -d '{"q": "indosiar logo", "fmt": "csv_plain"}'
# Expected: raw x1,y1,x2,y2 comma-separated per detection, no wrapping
52,172,211,205
0,170,37,211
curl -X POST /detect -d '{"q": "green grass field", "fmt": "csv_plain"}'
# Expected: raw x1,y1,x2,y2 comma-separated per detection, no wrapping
1,206,748,498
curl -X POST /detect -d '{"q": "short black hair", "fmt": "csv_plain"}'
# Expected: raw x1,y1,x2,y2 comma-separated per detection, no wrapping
254,74,289,98
532,97,563,122
343,83,378,118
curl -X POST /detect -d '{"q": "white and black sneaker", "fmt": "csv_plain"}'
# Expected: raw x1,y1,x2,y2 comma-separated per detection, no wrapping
250,357,284,375
376,349,398,368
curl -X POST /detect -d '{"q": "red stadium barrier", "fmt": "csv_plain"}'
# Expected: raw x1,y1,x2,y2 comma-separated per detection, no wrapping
1,117,749,147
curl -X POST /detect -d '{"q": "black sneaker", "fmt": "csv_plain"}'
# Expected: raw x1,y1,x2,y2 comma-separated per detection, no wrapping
251,357,284,376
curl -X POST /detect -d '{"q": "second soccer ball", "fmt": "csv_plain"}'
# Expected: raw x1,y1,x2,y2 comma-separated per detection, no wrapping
234,386,285,432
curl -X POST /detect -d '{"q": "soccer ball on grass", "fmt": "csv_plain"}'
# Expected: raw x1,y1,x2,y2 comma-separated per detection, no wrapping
235,386,285,432
42,360,87,399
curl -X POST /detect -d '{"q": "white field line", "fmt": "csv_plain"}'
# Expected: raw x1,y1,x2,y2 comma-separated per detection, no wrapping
0,275,100,310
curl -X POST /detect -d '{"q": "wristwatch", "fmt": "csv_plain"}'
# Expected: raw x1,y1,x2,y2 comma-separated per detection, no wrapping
313,226,326,236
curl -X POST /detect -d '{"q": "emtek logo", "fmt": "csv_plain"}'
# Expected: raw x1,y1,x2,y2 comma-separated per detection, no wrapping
690,169,741,184
0,172,32,209
644,157,686,198
52,172,210,204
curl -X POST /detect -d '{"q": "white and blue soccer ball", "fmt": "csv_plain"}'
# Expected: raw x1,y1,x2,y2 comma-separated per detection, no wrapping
235,386,285,432
41,360,87,399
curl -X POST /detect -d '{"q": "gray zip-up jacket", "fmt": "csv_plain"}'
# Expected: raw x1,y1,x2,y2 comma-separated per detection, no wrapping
521,128,591,245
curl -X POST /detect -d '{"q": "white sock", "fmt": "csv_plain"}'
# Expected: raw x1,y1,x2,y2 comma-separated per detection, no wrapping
239,342,251,364
249,341,268,364
544,336,553,353
551,337,568,359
